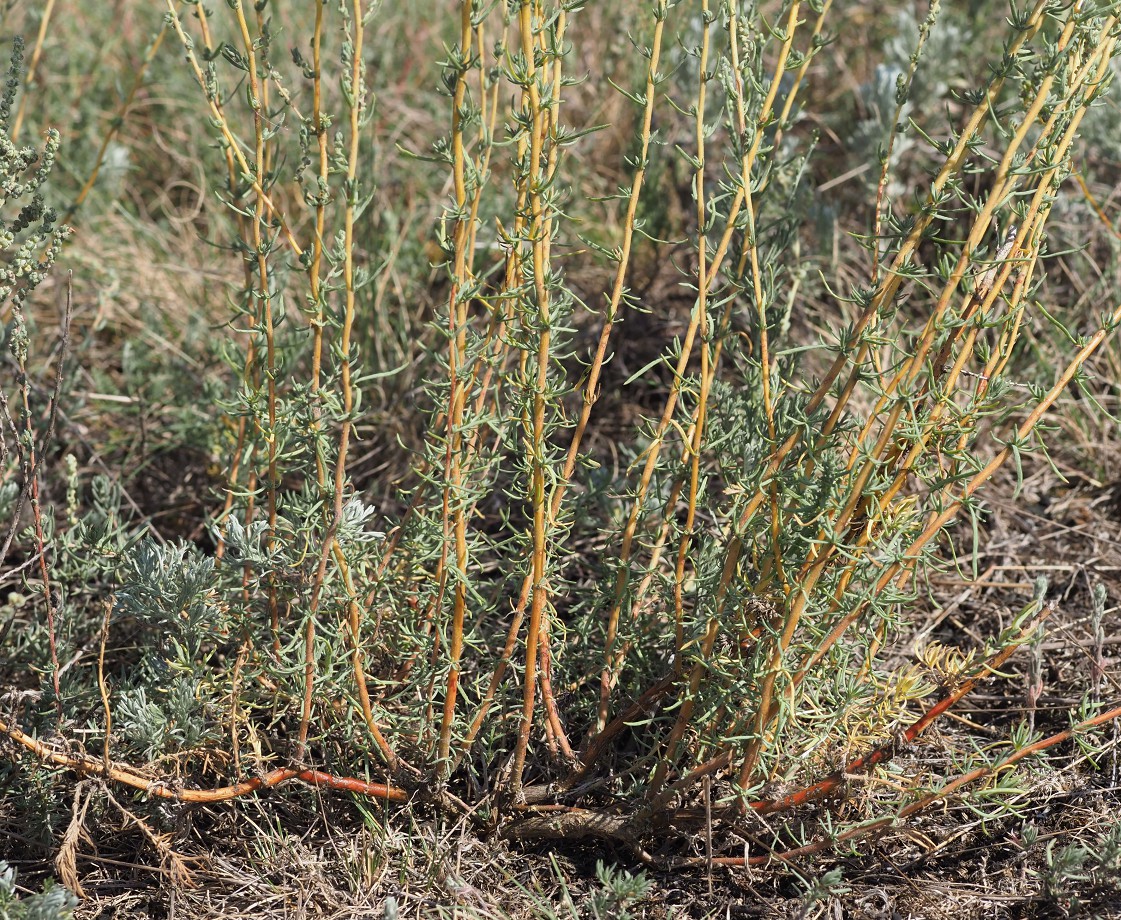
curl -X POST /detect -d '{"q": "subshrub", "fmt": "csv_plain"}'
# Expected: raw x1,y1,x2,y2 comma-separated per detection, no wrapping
3,0,1121,870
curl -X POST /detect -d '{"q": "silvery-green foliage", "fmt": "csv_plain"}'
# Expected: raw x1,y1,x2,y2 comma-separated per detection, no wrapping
799,868,850,907
54,475,142,591
0,480,17,520
0,37,70,320
849,3,967,198
108,541,226,756
586,862,652,920
1081,57,1121,149
1041,821,1121,914
850,61,914,196
881,4,964,103
219,515,274,571
0,862,76,920
113,540,225,673
114,685,174,760
336,498,385,547
71,476,129,551
115,676,212,760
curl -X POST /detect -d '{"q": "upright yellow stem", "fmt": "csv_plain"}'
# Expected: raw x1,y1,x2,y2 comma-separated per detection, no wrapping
437,0,477,770
511,0,555,795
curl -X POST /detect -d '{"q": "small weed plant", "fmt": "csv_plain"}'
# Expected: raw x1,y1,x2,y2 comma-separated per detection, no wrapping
3,0,1121,876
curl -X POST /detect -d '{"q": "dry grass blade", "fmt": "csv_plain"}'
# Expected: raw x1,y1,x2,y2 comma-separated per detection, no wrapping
54,782,91,899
